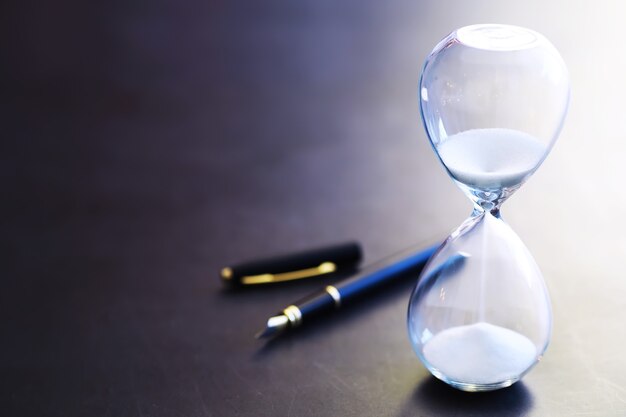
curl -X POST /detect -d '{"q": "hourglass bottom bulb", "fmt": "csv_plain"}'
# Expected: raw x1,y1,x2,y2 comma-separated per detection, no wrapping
407,212,552,391
422,322,537,391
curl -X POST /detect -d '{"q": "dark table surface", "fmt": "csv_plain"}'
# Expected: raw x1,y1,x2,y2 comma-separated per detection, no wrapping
4,1,626,416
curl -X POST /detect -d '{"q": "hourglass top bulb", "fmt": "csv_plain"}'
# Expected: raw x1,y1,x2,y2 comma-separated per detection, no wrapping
420,24,569,203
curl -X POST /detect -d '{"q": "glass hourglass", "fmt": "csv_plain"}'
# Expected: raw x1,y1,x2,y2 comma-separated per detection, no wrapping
407,24,569,391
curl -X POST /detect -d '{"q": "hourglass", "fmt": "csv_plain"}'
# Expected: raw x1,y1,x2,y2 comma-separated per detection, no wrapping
407,24,569,391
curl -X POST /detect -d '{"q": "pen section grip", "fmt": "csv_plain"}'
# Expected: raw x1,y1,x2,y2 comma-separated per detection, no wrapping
335,244,438,303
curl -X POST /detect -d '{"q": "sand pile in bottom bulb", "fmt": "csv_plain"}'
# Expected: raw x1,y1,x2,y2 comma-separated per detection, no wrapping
423,322,537,384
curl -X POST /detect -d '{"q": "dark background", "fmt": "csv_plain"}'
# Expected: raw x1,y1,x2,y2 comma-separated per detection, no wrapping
3,1,626,416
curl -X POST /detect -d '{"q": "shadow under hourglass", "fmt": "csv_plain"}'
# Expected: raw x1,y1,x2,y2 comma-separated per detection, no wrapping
405,377,534,417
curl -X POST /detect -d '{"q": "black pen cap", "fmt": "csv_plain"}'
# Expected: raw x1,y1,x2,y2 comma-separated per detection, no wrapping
220,241,362,287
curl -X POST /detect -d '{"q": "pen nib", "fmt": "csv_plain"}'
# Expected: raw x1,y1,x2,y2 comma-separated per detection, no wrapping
255,314,290,339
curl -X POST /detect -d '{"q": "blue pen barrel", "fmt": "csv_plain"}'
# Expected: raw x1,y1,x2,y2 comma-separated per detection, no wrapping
336,244,438,303
269,243,441,330
293,291,337,317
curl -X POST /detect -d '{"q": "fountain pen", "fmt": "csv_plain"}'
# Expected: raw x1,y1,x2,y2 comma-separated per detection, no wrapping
256,243,442,339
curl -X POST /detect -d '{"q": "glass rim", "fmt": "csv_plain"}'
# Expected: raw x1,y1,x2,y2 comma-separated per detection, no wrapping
454,24,544,52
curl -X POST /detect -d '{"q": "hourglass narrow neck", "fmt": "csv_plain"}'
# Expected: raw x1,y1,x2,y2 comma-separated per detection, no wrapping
458,182,520,218
472,204,501,219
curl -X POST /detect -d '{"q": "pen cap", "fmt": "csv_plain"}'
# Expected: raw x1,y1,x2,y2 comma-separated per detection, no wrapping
220,241,362,288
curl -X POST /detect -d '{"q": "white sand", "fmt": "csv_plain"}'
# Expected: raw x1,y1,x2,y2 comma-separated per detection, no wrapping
423,322,537,385
437,128,546,189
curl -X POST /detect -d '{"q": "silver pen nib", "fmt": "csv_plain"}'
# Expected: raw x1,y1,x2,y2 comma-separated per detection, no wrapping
255,314,290,339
